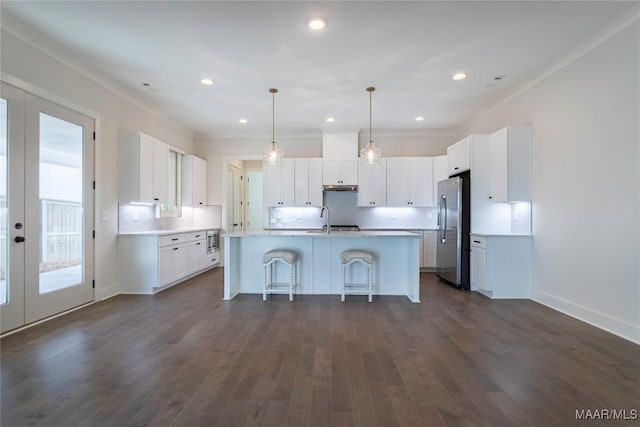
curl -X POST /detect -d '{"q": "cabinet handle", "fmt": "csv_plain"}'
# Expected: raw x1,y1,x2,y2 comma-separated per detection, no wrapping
195,234,201,238
454,167,459,170
489,196,493,199
473,240,481,244
171,238,179,241
196,242,201,245
14,236,25,243
173,247,179,251
199,202,204,205
154,198,159,201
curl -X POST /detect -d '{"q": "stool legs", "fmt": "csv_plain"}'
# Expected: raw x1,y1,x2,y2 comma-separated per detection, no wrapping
368,261,373,303
263,262,269,301
341,263,346,302
263,258,295,301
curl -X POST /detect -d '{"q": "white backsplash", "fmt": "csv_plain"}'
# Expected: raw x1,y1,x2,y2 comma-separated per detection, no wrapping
118,204,222,233
269,191,439,230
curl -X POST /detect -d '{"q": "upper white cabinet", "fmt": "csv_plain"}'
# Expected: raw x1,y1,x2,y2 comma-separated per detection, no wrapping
119,131,170,204
358,159,387,207
294,158,323,207
386,157,434,207
323,159,358,186
182,155,207,207
489,125,531,202
447,136,471,176
264,159,295,207
432,155,448,205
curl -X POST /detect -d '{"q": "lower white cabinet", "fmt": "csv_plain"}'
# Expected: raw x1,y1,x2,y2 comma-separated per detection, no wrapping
119,230,219,294
422,230,437,269
470,234,531,299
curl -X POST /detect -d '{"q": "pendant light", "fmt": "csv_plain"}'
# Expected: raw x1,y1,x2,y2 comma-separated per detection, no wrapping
263,88,283,166
361,86,381,165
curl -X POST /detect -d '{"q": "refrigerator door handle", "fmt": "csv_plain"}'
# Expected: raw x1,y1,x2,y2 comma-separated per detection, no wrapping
440,195,447,243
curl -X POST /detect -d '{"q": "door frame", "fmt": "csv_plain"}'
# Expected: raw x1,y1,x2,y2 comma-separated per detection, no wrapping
1,74,100,333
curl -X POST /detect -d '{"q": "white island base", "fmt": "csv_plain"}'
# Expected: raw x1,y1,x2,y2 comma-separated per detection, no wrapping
224,231,421,302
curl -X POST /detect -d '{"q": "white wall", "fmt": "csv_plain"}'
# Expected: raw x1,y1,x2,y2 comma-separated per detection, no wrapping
1,27,195,300
461,22,640,343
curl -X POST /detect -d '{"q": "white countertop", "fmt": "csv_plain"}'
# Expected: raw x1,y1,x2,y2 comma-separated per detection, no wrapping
225,230,420,238
118,227,217,236
470,233,532,237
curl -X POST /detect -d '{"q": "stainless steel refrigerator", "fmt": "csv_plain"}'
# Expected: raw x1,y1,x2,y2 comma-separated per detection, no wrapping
436,171,470,289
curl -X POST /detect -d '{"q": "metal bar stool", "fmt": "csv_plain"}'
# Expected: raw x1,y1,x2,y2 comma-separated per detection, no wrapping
340,250,374,302
263,249,297,301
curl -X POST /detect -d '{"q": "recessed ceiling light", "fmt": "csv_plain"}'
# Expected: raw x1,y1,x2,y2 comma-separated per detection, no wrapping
415,116,425,122
307,17,327,31
200,78,214,86
452,72,467,81
238,118,248,124
326,117,335,123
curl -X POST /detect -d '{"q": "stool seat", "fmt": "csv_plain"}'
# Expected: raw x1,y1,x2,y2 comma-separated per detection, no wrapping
340,250,373,264
264,249,297,264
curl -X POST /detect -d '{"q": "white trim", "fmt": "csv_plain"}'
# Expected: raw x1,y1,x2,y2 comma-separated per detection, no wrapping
0,301,95,338
0,18,194,138
464,4,640,132
95,283,120,301
531,290,640,345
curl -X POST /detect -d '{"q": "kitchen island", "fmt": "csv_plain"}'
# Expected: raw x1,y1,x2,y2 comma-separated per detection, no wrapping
223,230,421,302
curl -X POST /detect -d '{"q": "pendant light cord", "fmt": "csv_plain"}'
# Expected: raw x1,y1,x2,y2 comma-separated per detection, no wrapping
366,87,375,146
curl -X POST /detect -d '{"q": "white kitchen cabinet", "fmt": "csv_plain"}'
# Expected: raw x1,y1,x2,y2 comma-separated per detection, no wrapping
119,131,174,204
182,155,207,207
119,230,219,294
470,234,531,299
386,157,434,207
489,125,531,202
358,159,387,207
432,155,448,205
294,158,323,207
447,136,471,176
422,230,437,269
322,159,358,186
264,159,295,207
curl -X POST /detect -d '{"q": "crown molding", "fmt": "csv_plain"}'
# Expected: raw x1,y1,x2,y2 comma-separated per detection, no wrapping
0,10,195,138
464,4,640,132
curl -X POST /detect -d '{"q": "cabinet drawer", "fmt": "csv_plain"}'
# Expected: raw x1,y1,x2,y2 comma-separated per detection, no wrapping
188,231,206,242
470,236,486,248
159,233,188,247
207,251,220,266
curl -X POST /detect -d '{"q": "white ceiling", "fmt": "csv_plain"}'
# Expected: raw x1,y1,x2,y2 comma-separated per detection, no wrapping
1,1,635,136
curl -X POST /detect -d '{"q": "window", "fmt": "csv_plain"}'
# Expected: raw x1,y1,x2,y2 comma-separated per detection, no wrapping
159,150,182,217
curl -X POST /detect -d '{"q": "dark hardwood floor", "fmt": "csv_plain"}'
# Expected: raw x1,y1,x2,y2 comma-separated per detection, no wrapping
1,269,639,426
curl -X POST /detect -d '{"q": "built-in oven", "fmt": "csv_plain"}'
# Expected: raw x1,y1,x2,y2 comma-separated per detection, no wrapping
206,230,219,254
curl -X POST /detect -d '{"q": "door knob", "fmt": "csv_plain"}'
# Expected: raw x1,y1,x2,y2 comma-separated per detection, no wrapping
15,236,25,243
15,223,22,230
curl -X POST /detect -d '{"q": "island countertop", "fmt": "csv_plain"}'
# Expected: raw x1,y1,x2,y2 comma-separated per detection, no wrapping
224,230,421,238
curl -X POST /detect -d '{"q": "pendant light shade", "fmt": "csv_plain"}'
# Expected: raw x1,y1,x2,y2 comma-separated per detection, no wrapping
360,86,381,165
263,88,283,166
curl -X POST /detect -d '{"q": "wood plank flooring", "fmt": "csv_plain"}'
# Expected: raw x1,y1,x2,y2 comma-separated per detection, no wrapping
1,269,639,426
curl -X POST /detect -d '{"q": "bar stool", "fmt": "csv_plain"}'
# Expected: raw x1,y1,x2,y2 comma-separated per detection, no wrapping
340,250,374,303
263,249,297,301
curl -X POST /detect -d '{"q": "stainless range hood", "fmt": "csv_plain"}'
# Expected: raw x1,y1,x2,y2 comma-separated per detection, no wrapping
323,184,357,191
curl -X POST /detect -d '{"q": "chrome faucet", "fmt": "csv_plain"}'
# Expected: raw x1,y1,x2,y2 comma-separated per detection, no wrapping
320,207,331,234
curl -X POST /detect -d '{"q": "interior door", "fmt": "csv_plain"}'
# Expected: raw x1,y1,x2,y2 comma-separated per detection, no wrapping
0,82,95,332
245,170,263,231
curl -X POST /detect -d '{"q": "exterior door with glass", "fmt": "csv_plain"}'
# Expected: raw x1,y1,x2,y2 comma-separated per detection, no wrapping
1,82,94,333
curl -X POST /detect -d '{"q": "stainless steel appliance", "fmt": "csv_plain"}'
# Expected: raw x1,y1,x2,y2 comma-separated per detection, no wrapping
206,230,219,254
436,171,470,289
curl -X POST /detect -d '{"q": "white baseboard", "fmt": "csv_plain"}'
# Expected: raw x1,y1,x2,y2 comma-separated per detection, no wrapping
531,289,640,345
95,283,120,301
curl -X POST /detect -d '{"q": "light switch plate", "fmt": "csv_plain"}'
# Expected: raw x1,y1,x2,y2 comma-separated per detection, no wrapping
100,210,109,221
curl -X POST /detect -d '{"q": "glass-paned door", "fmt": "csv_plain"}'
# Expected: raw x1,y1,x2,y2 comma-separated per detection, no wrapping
0,82,94,333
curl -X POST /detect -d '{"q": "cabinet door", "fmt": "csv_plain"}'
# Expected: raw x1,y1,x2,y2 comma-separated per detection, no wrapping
386,158,411,207
357,163,373,207
294,158,309,207
432,155,448,206
410,158,433,206
173,244,190,280
470,247,487,290
188,241,207,273
447,137,471,176
322,160,340,185
280,159,295,206
153,140,169,203
423,231,437,268
158,246,176,287
264,163,281,207
138,134,155,203
340,159,358,185
193,156,207,206
371,160,387,206
307,159,324,207
490,128,509,202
